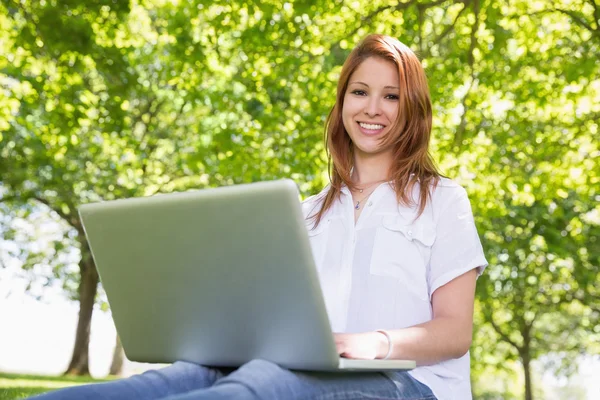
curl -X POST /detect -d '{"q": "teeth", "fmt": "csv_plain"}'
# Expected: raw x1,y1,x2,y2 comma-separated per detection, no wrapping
359,122,384,130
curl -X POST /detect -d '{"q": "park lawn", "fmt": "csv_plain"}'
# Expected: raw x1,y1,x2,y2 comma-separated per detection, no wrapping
0,372,113,400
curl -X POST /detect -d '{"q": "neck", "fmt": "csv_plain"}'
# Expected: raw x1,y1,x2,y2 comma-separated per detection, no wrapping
351,150,393,185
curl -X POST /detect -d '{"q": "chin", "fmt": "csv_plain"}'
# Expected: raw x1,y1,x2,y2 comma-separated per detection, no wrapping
353,144,384,156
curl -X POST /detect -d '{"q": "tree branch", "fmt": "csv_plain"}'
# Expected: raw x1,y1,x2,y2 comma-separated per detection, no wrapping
453,79,474,147
334,0,461,55
553,8,596,32
592,0,600,29
343,0,419,41
139,96,179,177
421,0,456,10
524,309,538,330
417,4,425,55
467,0,480,67
32,196,79,230
0,193,78,227
453,0,479,148
0,195,21,204
527,4,600,36
432,0,470,47
136,96,159,150
590,0,600,29
487,312,523,352
140,101,167,172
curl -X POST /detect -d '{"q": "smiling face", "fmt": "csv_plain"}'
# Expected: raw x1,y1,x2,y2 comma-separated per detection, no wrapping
342,56,400,161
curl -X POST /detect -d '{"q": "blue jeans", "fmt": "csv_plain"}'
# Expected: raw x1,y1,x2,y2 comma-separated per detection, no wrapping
31,359,437,400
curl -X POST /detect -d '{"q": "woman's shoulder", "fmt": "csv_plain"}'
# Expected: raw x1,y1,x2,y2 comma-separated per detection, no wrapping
302,185,330,204
301,185,330,218
427,177,473,215
430,176,468,195
432,176,465,189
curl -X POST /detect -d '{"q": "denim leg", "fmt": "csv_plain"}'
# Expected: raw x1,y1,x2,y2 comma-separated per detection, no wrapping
163,359,436,400
29,362,225,400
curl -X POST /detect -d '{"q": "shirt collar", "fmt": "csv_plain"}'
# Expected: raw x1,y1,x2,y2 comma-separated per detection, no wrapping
340,181,392,196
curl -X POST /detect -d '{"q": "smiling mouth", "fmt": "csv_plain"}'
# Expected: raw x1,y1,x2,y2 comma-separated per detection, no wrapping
358,122,385,130
357,121,386,135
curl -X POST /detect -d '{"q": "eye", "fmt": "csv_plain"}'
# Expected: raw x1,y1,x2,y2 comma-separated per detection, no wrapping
351,90,367,96
386,94,399,100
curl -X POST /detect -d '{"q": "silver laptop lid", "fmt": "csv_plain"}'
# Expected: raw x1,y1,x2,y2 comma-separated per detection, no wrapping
79,179,341,370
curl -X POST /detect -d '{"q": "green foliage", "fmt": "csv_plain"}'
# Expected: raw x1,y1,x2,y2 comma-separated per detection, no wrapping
1,0,598,394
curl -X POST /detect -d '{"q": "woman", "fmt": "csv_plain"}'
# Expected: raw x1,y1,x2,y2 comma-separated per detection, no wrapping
32,34,486,400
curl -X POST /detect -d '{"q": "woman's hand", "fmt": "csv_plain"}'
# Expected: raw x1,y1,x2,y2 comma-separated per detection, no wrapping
333,332,388,360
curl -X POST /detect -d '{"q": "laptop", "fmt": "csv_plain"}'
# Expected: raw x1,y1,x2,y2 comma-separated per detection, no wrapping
78,179,415,371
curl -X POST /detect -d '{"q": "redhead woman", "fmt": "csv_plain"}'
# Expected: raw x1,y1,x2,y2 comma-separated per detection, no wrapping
32,34,486,400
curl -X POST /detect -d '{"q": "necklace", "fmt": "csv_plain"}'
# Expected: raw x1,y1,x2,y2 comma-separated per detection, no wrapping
356,179,386,193
353,186,378,210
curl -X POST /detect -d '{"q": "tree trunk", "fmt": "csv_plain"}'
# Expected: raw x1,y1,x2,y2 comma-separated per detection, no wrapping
64,247,99,376
521,351,533,400
109,334,125,376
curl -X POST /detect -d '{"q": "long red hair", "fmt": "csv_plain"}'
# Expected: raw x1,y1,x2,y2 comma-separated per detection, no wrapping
311,34,440,227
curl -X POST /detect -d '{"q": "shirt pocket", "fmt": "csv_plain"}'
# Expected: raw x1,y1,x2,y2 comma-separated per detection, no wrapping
369,215,436,301
305,217,330,269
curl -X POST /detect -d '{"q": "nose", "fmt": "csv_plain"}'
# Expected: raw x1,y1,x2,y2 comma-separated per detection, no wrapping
364,96,381,117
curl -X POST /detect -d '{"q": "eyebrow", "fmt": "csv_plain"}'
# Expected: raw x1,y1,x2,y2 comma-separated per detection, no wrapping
349,81,400,90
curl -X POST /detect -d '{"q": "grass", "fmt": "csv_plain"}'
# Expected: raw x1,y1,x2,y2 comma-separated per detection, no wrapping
0,372,113,400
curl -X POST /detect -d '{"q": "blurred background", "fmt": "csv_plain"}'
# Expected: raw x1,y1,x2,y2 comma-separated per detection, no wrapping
0,0,598,399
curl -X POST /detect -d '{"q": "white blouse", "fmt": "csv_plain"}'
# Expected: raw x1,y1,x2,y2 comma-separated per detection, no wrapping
302,177,488,400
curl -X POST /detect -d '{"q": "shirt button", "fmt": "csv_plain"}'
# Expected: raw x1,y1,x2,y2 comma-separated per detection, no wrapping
368,201,373,206
407,230,413,237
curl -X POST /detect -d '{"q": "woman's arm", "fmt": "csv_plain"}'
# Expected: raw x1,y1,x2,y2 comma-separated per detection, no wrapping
335,269,478,366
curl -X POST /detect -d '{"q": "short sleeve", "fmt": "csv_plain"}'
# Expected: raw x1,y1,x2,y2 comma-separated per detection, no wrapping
428,185,488,298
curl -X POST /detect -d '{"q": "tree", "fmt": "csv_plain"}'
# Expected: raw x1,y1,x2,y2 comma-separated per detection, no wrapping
1,1,597,393
1,0,330,373
458,1,600,398
109,335,125,376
